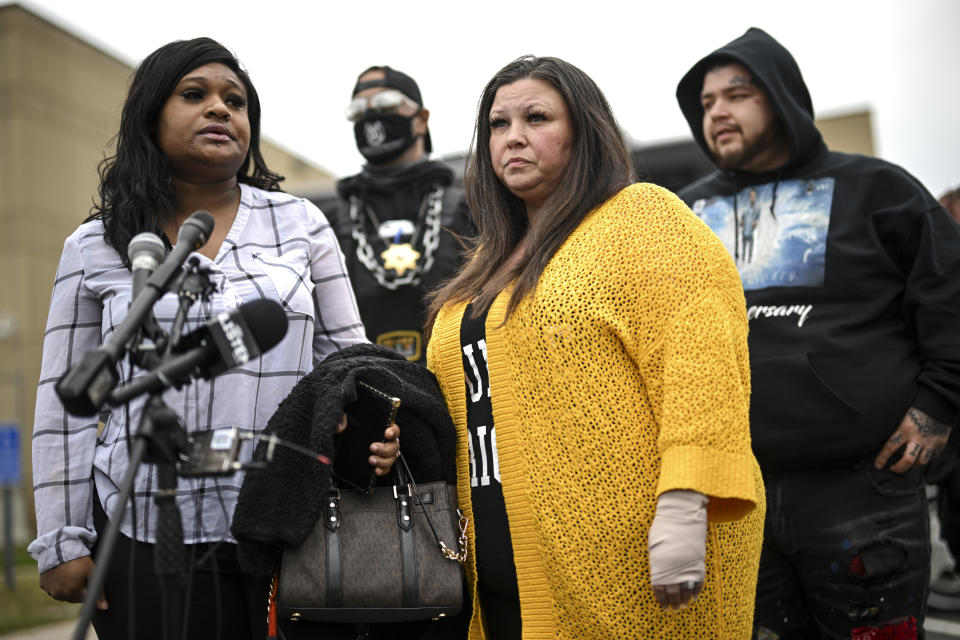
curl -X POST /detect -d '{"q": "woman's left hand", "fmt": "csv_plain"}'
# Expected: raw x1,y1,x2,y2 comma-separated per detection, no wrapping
370,423,400,476
648,489,708,610
652,580,703,610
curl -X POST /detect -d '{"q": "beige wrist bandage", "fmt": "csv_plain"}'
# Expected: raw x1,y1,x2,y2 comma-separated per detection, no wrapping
648,489,708,586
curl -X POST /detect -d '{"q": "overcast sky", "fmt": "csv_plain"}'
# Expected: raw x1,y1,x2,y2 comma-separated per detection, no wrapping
14,0,960,197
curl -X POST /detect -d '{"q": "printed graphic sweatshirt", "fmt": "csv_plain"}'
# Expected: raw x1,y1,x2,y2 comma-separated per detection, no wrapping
676,27,960,471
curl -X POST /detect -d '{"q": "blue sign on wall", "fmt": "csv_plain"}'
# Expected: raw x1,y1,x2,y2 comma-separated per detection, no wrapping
0,424,20,486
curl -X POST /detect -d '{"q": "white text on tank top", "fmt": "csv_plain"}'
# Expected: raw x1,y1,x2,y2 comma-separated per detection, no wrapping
463,339,501,487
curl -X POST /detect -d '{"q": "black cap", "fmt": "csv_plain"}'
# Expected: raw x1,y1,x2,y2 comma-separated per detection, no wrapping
352,65,432,153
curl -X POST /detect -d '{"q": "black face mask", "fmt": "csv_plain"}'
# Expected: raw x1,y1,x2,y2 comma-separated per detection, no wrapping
354,113,420,164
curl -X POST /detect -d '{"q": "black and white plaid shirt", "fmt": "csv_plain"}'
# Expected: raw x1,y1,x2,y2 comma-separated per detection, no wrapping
29,185,367,573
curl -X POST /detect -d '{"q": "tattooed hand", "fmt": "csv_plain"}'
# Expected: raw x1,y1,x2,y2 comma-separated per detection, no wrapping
874,407,951,473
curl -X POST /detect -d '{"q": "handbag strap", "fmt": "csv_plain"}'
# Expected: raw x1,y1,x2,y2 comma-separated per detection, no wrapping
267,573,279,640
395,451,468,563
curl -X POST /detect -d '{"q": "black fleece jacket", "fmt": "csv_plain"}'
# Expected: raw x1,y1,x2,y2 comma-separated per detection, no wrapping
231,343,457,576
675,27,960,471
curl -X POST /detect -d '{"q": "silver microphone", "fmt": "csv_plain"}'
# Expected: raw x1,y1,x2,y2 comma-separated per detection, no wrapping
127,232,166,299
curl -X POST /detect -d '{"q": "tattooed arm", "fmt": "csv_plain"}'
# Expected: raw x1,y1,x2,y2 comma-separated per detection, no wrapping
874,407,952,473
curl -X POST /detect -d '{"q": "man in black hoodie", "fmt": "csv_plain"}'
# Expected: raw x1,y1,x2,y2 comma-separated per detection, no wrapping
325,66,473,364
675,27,960,639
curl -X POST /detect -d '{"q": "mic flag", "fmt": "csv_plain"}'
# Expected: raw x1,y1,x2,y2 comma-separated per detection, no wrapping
108,299,289,405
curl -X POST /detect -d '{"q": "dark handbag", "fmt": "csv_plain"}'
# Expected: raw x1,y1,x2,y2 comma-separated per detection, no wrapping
270,452,467,624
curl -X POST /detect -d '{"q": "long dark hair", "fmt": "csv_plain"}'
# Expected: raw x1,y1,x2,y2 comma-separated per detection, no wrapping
426,56,634,331
88,37,283,264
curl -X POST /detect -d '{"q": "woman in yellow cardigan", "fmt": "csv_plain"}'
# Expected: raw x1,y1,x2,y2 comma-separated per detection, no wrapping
424,56,765,639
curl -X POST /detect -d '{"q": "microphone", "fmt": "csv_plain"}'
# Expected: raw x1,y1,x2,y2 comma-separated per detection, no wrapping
127,233,167,368
108,299,288,406
127,232,166,299
146,211,215,303
55,211,216,416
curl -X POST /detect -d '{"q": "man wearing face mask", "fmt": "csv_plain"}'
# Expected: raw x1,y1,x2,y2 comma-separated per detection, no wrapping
327,65,473,364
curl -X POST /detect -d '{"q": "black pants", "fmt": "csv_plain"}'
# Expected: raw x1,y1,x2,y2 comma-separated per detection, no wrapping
938,473,960,569
754,461,930,640
928,429,960,569
91,495,270,640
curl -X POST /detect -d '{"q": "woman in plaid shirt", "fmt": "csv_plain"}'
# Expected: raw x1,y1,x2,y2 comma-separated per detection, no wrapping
29,37,396,639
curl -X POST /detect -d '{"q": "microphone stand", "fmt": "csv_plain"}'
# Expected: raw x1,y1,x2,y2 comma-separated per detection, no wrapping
72,394,189,640
73,261,216,640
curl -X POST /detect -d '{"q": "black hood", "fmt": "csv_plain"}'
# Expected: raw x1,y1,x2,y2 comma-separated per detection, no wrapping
336,157,452,200
676,27,825,173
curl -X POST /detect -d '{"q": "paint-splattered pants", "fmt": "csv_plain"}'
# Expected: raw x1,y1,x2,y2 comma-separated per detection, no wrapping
753,461,929,640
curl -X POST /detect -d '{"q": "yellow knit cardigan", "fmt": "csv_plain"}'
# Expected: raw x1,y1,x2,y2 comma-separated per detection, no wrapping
427,183,765,639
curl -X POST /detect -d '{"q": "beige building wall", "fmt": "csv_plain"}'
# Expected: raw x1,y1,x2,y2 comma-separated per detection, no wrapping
262,139,336,196
0,3,333,541
818,109,874,157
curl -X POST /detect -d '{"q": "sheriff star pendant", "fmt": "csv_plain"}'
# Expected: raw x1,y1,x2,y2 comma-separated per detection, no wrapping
380,243,421,276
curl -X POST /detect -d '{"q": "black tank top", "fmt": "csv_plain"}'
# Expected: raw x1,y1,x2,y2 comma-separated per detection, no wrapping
460,302,521,638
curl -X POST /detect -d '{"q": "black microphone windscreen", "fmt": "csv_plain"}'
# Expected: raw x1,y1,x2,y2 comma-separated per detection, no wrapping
237,299,289,354
178,210,215,248
195,299,289,377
